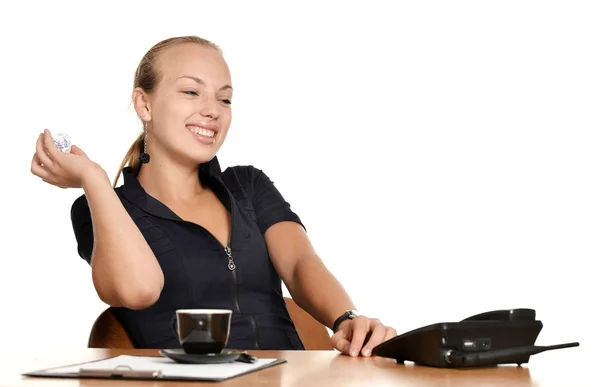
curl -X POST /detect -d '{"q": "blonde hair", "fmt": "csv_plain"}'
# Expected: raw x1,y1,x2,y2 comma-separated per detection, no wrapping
112,36,222,188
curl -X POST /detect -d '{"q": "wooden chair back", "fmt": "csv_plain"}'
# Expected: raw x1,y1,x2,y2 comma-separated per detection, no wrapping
88,297,333,350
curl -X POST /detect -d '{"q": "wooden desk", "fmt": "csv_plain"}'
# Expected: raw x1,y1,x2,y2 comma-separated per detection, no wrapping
2,348,582,386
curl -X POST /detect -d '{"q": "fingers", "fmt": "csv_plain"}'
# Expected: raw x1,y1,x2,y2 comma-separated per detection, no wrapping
349,316,370,357
383,327,397,342
332,317,398,358
35,133,53,168
30,153,50,180
32,130,69,188
42,129,60,162
70,145,87,157
32,153,66,187
361,320,388,357
330,332,351,355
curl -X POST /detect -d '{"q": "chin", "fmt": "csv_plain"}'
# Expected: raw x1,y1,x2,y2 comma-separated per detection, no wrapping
171,137,221,166
190,148,219,165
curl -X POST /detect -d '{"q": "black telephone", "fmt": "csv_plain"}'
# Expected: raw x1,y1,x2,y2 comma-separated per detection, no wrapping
371,308,579,368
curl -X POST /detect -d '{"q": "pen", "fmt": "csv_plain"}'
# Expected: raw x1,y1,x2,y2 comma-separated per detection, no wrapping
79,365,162,378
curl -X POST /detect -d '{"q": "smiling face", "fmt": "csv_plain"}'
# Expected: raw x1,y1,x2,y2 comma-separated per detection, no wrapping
135,42,233,167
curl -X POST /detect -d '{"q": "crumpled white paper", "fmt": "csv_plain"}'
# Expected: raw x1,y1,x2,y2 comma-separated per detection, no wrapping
52,132,71,153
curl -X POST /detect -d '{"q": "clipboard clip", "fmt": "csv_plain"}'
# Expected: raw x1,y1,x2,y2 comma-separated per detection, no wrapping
237,352,258,364
79,365,163,379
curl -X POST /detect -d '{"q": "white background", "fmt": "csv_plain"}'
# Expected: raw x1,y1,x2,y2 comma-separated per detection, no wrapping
1,0,598,371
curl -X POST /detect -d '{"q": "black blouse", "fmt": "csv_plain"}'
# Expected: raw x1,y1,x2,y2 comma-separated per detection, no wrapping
70,156,306,350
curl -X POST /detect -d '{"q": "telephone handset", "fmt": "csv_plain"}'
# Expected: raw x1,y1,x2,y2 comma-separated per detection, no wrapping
460,308,536,322
371,308,578,368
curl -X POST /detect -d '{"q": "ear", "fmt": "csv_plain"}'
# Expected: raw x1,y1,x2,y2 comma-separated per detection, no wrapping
132,87,152,122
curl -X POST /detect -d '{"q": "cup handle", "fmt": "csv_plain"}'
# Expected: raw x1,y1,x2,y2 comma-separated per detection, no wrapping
171,314,178,336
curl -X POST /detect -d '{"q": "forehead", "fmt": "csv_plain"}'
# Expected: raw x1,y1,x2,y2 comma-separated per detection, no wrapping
155,43,231,87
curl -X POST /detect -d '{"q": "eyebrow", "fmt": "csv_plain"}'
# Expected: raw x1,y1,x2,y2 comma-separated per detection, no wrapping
177,75,233,91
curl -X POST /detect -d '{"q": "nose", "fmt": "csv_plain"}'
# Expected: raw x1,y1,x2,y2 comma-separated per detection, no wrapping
199,98,219,120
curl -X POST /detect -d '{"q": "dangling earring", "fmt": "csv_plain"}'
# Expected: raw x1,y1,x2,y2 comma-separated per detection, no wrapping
139,120,150,164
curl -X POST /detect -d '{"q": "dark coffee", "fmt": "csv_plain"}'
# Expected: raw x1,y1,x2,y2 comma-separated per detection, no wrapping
173,309,232,354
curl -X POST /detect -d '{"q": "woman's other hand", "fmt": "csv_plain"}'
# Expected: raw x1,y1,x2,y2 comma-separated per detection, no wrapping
331,315,397,357
31,129,104,189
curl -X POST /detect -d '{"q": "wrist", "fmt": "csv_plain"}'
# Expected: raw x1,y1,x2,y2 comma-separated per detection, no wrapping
81,165,109,191
332,310,359,333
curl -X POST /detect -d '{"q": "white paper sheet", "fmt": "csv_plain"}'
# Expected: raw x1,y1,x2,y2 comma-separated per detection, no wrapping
42,354,282,380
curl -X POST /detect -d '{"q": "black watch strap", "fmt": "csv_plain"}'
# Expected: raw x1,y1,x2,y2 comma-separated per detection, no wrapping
332,310,358,333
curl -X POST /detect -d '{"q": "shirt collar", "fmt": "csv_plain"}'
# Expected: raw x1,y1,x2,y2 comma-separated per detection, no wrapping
120,156,223,220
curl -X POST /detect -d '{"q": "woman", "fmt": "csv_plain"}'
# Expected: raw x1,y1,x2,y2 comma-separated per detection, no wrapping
30,36,396,356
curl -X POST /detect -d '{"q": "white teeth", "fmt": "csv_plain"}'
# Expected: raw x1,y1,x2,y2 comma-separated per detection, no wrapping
188,126,215,138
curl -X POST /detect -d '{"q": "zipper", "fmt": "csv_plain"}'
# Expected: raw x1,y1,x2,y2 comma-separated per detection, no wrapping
223,217,260,349
138,184,261,349
224,245,236,271
224,245,241,316
221,190,260,349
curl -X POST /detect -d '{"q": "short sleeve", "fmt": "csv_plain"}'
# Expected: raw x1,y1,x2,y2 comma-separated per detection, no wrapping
70,194,94,264
243,167,305,235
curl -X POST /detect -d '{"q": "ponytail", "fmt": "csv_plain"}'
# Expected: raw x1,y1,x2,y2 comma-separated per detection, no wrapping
113,133,144,188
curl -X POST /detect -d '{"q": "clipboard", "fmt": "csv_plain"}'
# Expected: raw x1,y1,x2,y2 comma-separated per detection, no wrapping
22,354,287,382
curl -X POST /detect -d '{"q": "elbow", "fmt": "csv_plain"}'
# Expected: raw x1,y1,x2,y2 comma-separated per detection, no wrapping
117,284,162,310
94,276,163,310
90,252,164,310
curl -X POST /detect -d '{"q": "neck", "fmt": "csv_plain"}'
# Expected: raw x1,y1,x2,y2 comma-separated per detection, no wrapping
137,156,205,203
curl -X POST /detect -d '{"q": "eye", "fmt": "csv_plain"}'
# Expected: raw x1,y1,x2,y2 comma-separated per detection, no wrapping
220,99,232,105
182,90,199,96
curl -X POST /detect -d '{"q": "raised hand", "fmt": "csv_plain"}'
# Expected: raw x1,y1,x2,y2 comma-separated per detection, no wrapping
31,129,104,189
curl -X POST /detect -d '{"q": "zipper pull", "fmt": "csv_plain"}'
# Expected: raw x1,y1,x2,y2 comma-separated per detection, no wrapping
224,246,236,271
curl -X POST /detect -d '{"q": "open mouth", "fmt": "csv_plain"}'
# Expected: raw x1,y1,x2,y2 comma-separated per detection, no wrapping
187,125,216,145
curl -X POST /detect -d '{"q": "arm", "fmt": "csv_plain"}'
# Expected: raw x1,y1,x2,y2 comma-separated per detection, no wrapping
77,170,164,309
265,222,396,357
31,129,163,310
264,222,354,330
246,166,396,356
